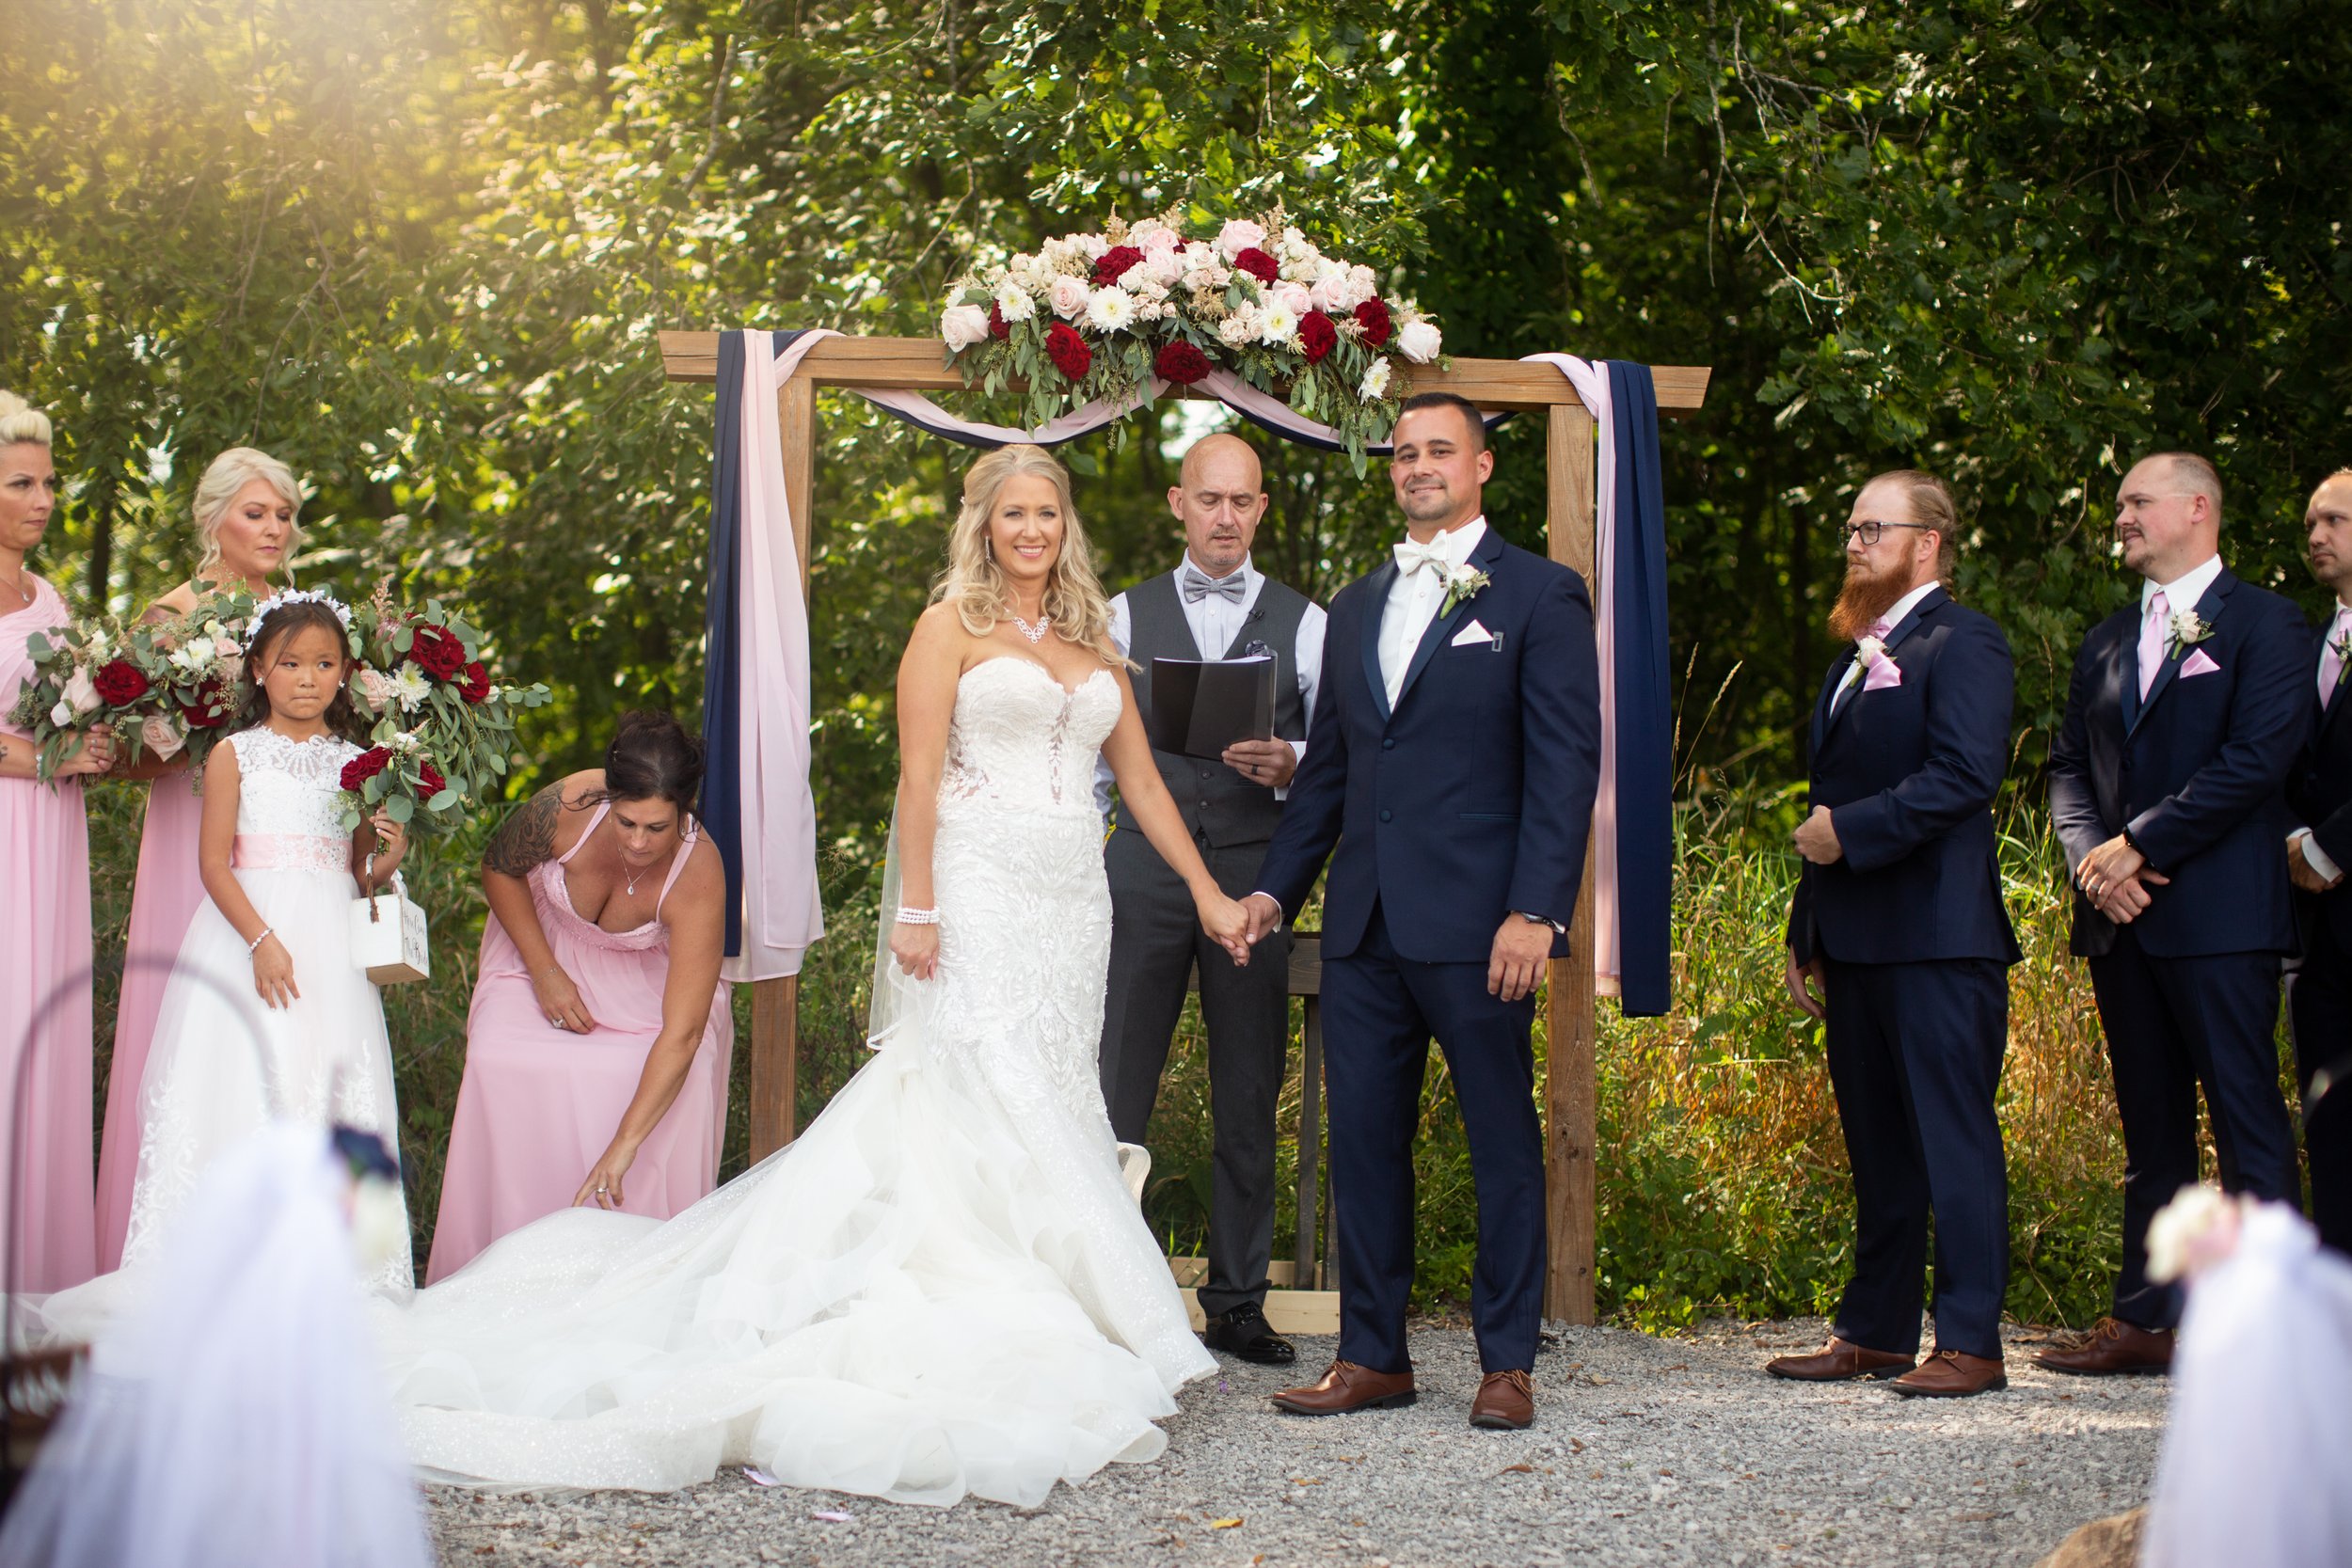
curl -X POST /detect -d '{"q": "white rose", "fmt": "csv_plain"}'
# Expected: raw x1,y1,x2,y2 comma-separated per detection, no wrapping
1359,356,1393,401
2146,1185,2241,1284
1397,319,1443,363
357,667,399,709
1309,269,1349,313
1130,276,1169,304
49,700,71,728
1134,221,1182,256
1144,248,1185,288
1071,232,1109,261
1216,312,1256,347
940,303,992,353
1215,218,1267,260
1255,304,1298,346
1085,286,1137,334
1047,275,1092,320
139,713,187,761
1182,242,1219,272
63,668,100,717
1184,266,1230,295
1275,281,1314,316
214,636,241,658
994,279,1038,322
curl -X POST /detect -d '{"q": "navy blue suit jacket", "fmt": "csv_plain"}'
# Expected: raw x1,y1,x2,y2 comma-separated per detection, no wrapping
2049,567,2311,958
1787,588,2021,967
2288,622,2352,950
1254,523,1602,963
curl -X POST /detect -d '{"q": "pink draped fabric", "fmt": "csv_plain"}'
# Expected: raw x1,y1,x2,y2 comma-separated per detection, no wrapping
425,810,732,1282
0,577,96,1291
94,771,207,1273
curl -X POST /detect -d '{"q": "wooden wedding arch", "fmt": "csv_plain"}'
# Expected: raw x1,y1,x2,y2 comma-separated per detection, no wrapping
660,330,1709,1325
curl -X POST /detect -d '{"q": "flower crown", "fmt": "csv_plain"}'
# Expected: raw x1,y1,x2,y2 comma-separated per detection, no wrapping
242,588,354,651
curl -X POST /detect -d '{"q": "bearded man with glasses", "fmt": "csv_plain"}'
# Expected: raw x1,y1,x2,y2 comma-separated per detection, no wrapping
1769,469,2022,1398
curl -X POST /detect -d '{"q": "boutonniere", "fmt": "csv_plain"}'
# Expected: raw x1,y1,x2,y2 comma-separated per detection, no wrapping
1854,633,1903,689
1856,634,1890,670
2333,631,2351,684
2167,608,2215,660
1439,562,1492,616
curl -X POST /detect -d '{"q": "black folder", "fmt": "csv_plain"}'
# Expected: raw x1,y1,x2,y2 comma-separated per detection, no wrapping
1147,655,1279,760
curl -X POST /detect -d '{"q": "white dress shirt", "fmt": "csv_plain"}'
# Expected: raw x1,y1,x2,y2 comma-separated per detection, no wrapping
1831,578,1941,709
1094,552,1327,817
2296,594,2352,885
2142,553,2225,625
1378,515,1488,709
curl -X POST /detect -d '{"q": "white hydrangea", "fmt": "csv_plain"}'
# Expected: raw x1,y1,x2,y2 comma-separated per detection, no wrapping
1359,356,1393,400
1085,286,1138,334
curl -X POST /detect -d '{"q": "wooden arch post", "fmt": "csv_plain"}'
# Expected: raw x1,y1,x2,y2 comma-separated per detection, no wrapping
660,332,1709,1323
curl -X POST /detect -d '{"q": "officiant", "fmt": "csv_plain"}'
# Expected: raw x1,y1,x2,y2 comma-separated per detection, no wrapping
1095,432,1327,1366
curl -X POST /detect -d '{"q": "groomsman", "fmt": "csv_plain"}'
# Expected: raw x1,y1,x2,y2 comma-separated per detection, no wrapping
1245,392,1601,1432
1770,470,2020,1399
2286,467,2352,1255
2043,452,2311,1374
1096,432,1327,1366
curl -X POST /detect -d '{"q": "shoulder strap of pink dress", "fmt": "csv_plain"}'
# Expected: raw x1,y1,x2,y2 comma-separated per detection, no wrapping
653,816,699,918
554,799,611,866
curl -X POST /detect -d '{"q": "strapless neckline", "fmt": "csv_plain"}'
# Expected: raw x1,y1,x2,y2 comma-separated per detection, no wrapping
961,657,1117,700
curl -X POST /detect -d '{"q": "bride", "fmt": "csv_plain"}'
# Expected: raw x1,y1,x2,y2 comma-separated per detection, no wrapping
375,444,1255,1507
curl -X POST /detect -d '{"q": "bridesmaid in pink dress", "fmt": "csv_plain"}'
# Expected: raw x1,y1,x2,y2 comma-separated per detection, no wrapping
426,711,733,1282
93,447,300,1272
0,393,116,1291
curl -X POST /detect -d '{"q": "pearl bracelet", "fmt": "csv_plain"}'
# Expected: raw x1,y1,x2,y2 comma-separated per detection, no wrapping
896,907,940,926
246,926,275,955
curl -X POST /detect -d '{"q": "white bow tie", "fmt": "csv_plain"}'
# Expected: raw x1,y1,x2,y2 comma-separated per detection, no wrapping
1393,538,1454,578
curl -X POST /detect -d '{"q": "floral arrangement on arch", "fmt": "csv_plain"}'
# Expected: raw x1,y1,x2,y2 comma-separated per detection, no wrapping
938,208,1444,465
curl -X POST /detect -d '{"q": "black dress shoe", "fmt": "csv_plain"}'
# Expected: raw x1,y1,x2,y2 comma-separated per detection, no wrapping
1203,1302,1296,1365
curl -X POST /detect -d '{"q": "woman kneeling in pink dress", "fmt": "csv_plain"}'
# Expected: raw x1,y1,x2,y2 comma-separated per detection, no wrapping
425,711,733,1283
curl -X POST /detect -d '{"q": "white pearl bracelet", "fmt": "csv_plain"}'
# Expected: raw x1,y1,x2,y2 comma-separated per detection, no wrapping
246,926,276,955
896,907,940,926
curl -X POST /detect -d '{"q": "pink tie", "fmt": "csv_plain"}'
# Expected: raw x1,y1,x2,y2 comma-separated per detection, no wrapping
2325,608,2351,708
2138,589,2169,701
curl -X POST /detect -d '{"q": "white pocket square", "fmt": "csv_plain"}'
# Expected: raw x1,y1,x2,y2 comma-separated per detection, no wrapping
1450,618,1495,648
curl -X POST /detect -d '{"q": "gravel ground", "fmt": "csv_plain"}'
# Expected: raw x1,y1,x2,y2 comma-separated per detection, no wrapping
426,1318,2166,1568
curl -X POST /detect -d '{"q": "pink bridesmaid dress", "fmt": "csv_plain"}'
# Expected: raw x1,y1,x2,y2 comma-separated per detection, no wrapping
425,804,733,1283
93,770,204,1272
0,577,97,1291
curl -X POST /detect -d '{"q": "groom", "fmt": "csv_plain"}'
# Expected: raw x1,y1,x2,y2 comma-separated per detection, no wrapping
1244,392,1600,1431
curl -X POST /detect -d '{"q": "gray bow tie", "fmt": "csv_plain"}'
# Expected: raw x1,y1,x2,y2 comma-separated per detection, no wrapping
1180,566,1247,605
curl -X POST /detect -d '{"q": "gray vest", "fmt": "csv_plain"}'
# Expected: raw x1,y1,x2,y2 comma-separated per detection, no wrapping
1113,567,1311,848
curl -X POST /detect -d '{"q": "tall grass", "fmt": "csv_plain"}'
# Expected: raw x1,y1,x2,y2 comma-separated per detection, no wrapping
81,779,2265,1329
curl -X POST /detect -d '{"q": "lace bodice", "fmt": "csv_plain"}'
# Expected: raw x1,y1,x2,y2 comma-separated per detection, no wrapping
938,658,1122,817
230,728,361,842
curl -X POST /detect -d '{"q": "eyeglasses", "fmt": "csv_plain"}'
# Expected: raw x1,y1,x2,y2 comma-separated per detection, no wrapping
1844,520,1932,546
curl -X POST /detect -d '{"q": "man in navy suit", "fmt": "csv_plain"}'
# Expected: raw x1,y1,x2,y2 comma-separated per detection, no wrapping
1242,392,1600,1431
2286,467,2352,1255
1767,469,2020,1399
2043,451,2311,1375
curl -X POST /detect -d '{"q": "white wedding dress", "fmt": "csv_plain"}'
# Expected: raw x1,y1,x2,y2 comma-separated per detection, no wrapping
375,658,1216,1506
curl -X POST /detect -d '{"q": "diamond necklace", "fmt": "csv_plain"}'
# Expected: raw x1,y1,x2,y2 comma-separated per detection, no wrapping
1011,610,1052,645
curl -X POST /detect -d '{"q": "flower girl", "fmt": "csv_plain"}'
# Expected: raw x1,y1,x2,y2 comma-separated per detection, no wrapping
119,591,416,1293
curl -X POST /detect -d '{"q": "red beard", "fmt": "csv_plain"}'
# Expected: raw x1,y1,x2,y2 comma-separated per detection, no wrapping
1827,560,1917,643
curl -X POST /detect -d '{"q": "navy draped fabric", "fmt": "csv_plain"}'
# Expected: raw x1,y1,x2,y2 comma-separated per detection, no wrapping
1603,360,1672,1017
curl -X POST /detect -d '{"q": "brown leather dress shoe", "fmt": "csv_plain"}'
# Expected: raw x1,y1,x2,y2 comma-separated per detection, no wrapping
2031,1317,2174,1376
1469,1369,1535,1430
1269,1359,1417,1415
1890,1349,2008,1398
1764,1336,1916,1382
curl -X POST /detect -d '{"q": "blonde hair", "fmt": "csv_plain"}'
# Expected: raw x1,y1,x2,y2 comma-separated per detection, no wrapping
934,444,1126,668
192,447,303,580
0,391,52,449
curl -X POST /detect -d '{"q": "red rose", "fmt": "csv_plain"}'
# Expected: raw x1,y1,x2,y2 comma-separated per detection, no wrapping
405,623,466,680
1233,247,1279,285
459,661,491,704
1091,245,1145,287
1044,321,1093,382
93,657,150,707
339,746,390,791
182,677,229,729
1354,298,1393,347
1298,310,1338,364
1153,341,1213,386
987,302,1010,341
417,761,448,798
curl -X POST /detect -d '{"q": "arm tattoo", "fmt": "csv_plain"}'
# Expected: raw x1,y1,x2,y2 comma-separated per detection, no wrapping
482,784,564,877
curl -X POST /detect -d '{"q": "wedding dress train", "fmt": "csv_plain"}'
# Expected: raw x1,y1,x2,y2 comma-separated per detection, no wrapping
377,657,1215,1505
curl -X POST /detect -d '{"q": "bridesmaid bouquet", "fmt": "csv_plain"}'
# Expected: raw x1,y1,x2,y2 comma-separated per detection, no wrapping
335,586,552,842
140,598,254,777
7,618,166,780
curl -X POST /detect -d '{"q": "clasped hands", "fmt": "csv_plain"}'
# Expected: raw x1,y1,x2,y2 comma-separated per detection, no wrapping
2076,833,2169,924
1241,895,1553,1001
